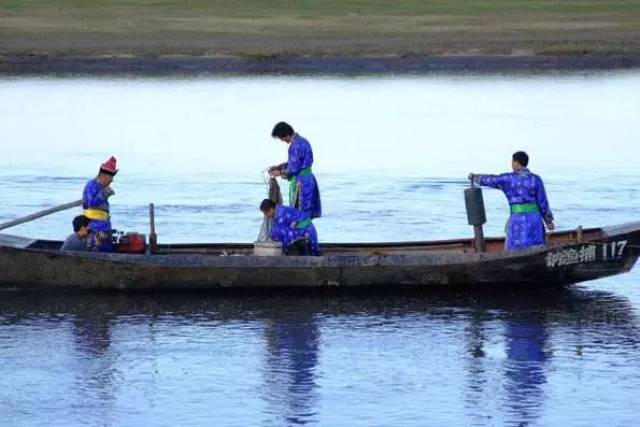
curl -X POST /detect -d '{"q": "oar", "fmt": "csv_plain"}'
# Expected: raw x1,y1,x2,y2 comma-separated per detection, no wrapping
0,199,83,231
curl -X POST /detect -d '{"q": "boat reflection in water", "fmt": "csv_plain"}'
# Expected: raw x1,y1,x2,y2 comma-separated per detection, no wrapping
463,288,639,426
0,288,639,426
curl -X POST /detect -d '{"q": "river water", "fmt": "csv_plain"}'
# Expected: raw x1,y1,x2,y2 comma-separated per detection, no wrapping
1,73,639,426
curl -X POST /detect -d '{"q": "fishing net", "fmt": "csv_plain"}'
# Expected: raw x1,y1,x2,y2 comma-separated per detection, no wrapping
268,177,283,205
256,176,283,242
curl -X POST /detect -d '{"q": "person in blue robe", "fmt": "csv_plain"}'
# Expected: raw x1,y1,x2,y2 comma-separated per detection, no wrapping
82,156,118,252
260,199,320,256
469,151,555,250
269,122,322,219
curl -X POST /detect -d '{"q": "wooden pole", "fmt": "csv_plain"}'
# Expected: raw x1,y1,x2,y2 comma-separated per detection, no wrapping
0,199,83,232
148,202,158,254
473,225,486,253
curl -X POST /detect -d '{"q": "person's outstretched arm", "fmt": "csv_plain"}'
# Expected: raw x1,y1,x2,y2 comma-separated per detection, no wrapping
469,173,509,190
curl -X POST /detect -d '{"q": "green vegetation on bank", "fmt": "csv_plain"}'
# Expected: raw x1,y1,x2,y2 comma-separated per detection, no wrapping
1,0,639,56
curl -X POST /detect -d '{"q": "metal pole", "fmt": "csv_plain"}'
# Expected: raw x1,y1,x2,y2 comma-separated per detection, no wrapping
148,203,158,254
473,225,486,253
0,199,83,231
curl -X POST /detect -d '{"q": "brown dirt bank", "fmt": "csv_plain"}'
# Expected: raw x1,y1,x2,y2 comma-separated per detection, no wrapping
1,54,639,76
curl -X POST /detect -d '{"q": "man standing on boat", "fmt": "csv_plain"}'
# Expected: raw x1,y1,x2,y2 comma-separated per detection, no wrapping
82,156,118,252
268,122,322,219
469,151,555,250
260,199,320,256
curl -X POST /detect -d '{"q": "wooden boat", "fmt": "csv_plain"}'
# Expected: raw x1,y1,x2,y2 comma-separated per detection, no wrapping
0,221,638,290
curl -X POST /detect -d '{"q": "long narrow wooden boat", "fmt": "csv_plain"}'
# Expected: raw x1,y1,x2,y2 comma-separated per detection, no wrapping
0,222,639,290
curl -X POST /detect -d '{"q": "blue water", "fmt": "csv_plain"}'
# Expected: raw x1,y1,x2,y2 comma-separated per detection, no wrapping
1,73,640,426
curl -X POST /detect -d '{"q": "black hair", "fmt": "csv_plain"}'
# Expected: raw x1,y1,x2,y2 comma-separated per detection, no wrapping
72,215,91,232
99,168,117,177
512,151,529,167
260,199,277,211
271,122,294,139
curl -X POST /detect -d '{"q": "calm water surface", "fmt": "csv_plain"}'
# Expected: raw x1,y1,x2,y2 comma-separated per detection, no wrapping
1,73,639,426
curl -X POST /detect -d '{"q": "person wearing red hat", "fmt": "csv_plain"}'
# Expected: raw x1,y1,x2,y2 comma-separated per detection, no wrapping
82,156,118,252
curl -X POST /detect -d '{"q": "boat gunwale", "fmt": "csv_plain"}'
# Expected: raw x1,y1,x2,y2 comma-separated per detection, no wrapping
0,225,604,251
0,225,630,269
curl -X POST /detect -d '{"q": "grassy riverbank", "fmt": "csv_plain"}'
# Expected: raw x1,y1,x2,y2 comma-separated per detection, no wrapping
1,0,640,58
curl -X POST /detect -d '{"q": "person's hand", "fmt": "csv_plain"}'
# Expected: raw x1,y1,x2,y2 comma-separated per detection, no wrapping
104,186,115,197
269,169,281,178
94,231,106,246
547,222,555,231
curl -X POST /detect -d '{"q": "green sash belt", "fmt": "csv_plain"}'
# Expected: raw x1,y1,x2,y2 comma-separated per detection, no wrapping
295,218,312,229
298,167,312,177
510,203,539,214
289,167,313,206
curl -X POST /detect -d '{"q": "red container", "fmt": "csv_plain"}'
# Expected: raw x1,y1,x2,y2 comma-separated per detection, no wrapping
116,232,147,254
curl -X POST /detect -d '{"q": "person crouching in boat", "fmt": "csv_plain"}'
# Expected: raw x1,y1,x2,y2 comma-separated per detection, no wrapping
61,215,92,251
268,121,322,220
61,215,106,252
82,156,118,252
468,151,555,251
260,199,320,256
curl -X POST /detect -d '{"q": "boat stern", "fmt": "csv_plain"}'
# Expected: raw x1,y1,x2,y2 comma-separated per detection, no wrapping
602,222,640,273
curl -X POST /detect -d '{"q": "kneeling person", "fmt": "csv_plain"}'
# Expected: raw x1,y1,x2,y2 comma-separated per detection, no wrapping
61,215,92,251
260,199,320,256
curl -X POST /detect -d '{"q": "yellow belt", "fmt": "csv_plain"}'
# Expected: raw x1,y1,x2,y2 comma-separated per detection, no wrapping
84,209,110,221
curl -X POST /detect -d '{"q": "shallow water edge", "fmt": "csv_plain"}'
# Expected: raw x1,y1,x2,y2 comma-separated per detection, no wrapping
2,54,640,76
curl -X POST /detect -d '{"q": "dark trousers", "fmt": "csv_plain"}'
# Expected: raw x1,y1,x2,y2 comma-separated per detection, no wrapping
286,239,312,256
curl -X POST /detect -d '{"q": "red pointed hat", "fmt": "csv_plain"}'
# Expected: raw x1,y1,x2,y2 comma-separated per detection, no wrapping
99,156,118,176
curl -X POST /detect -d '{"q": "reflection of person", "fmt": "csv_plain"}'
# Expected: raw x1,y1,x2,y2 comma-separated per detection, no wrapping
61,215,92,251
264,313,320,425
268,122,322,219
260,199,320,256
503,317,550,426
70,306,116,411
469,151,555,250
82,156,118,252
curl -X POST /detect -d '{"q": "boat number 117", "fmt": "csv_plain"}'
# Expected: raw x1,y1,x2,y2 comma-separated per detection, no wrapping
603,240,627,259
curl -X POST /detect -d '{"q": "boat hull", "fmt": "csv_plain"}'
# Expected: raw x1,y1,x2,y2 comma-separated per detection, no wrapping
0,223,638,290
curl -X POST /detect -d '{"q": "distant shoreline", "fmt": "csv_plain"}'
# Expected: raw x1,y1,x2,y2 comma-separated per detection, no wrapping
4,0,639,76
2,54,639,76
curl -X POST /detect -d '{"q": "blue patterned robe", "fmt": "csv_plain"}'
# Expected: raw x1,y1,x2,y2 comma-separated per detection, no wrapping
474,168,554,250
283,134,322,219
82,178,113,252
271,205,320,256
